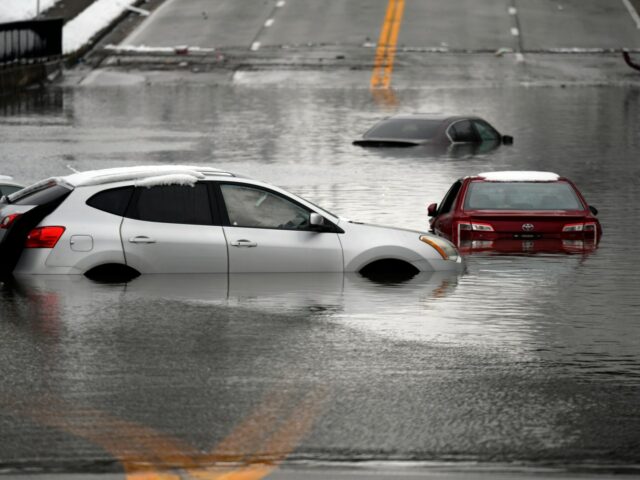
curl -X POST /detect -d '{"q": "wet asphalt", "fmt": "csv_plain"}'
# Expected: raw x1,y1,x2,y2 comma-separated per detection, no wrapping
2,1,640,478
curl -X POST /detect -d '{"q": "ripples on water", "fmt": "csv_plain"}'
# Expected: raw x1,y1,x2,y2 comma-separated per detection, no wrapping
1,84,640,468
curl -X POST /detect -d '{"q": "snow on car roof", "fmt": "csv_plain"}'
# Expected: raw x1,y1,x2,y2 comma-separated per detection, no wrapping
0,175,14,181
62,165,233,187
477,171,560,182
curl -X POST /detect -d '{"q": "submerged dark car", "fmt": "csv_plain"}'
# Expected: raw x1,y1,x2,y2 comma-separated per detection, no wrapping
353,114,513,148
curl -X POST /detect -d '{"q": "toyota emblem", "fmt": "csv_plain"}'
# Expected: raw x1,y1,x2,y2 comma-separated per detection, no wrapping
522,223,534,232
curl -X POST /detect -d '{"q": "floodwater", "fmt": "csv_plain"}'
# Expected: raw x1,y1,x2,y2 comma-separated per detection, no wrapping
1,82,640,474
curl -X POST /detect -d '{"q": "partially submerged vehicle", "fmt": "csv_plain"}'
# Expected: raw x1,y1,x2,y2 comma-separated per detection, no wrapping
427,171,601,255
353,114,513,148
0,165,463,279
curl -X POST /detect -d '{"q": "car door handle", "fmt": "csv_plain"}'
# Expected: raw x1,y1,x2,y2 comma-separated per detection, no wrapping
230,239,257,248
128,236,156,244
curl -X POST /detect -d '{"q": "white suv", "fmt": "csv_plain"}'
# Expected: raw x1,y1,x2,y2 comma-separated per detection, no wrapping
0,166,462,279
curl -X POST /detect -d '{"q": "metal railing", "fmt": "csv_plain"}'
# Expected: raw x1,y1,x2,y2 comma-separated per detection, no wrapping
0,18,63,66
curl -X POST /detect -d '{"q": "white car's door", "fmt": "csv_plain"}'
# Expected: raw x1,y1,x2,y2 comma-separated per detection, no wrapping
121,183,227,273
219,183,343,273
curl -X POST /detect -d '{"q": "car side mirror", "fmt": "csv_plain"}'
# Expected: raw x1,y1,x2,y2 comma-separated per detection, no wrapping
427,203,438,217
310,212,330,231
502,135,514,145
589,205,598,216
310,213,324,226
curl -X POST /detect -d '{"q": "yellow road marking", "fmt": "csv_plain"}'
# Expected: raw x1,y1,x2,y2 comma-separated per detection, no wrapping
7,387,327,480
190,389,328,480
371,0,405,89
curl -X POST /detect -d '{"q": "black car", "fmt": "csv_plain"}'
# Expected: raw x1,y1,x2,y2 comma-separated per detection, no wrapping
353,114,513,148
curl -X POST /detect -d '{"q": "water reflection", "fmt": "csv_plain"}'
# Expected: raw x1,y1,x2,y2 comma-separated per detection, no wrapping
8,271,460,321
459,237,599,256
354,138,503,159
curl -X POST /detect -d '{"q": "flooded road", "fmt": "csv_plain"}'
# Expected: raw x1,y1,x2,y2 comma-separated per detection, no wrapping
1,83,640,475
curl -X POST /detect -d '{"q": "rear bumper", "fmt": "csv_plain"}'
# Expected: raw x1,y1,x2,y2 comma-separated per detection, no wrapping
13,250,84,274
459,237,598,255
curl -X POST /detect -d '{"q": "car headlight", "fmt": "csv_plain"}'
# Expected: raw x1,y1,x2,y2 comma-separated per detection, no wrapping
419,235,459,261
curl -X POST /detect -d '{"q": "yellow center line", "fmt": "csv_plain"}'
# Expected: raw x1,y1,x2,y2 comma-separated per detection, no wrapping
371,0,405,89
191,389,328,480
6,386,327,480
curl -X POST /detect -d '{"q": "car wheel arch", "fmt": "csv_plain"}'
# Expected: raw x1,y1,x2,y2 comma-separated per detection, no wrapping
345,245,426,273
84,263,140,282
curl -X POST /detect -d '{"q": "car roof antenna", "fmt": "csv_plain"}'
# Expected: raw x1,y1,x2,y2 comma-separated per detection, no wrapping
66,164,81,174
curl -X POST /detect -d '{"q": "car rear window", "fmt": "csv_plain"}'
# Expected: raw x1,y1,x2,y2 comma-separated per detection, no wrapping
10,182,72,206
365,119,442,140
464,181,584,211
87,187,134,216
128,184,213,225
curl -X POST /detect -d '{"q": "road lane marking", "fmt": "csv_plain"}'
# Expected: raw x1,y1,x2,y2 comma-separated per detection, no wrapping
371,0,405,89
510,27,520,36
508,6,517,15
249,0,286,51
622,0,640,28
7,385,326,480
192,390,328,480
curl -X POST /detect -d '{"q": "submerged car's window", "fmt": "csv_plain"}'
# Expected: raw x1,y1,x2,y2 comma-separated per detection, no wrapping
87,187,134,216
12,184,72,205
464,182,583,210
130,184,212,225
365,119,442,140
221,184,311,230
439,181,462,215
473,121,500,141
448,120,479,142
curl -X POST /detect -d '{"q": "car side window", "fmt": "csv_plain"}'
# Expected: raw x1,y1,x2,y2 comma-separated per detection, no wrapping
220,184,311,230
473,120,500,141
128,184,212,225
87,186,134,216
0,185,21,197
438,181,462,215
448,120,479,143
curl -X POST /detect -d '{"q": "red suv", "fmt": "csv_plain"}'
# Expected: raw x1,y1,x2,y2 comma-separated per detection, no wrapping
428,172,602,254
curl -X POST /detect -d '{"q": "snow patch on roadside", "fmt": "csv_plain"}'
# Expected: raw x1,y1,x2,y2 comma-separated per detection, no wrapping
0,0,59,22
63,0,138,54
105,44,216,54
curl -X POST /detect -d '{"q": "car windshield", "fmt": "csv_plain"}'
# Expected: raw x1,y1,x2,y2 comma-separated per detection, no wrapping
464,181,584,211
365,118,443,140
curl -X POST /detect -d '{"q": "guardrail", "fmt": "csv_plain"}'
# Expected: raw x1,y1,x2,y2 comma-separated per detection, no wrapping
0,18,63,66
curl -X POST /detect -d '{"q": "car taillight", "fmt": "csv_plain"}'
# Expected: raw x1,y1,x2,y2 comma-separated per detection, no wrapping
25,226,65,248
471,222,494,231
563,223,585,232
459,222,494,232
0,213,21,229
583,222,596,233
